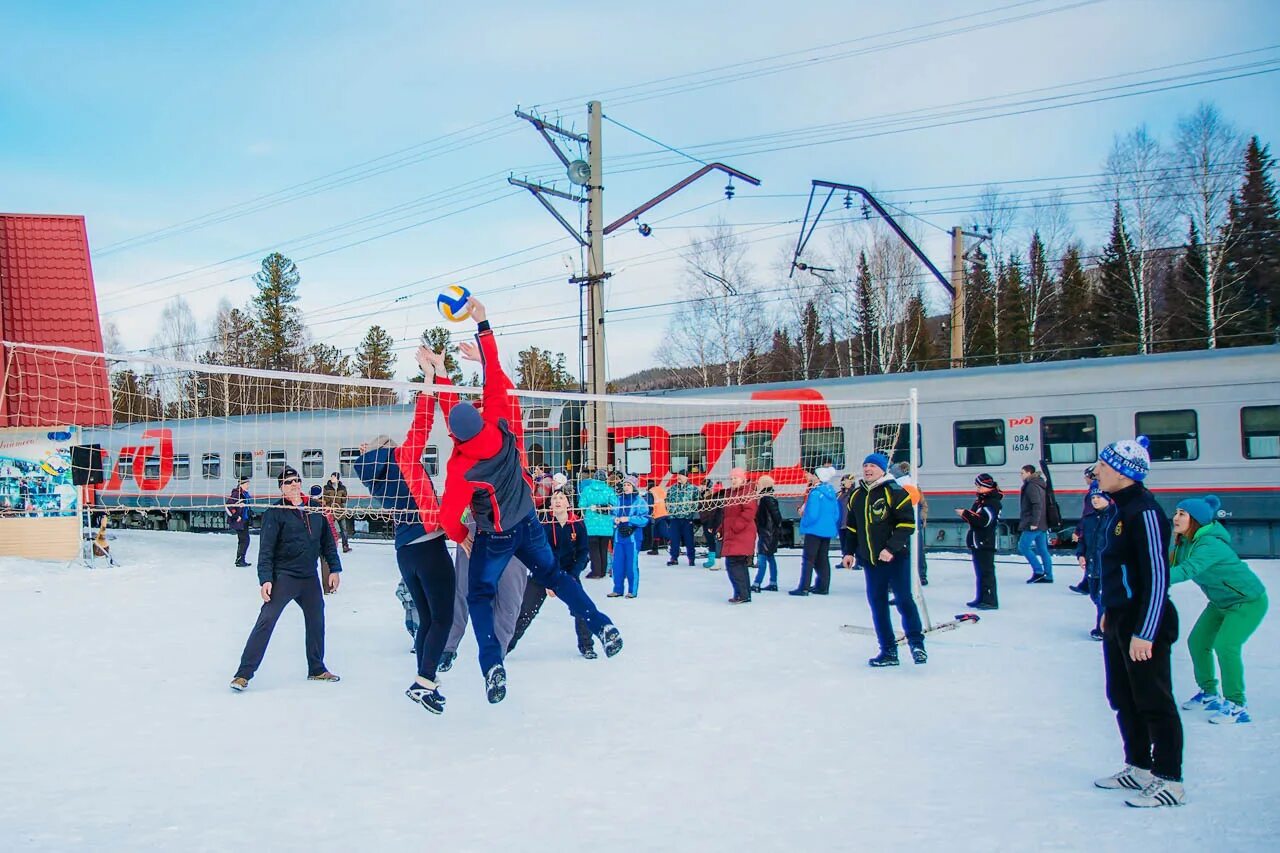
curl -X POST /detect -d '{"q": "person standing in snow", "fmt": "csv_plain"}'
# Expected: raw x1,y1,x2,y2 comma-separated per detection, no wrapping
1170,495,1268,725
1076,485,1113,639
664,471,700,567
840,452,924,667
790,466,838,595
751,475,783,593
1069,466,1099,594
699,482,724,569
578,469,618,578
438,297,622,704
229,466,341,692
1018,464,1054,583
958,473,1002,610
720,467,759,604
646,480,669,555
1091,436,1185,808
226,476,253,567
607,477,649,598
322,472,352,553
308,484,342,595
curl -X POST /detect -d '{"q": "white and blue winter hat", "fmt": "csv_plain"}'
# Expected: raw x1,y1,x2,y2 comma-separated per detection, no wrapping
1098,436,1151,482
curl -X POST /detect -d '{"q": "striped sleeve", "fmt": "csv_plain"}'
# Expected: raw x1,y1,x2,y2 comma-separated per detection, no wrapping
1136,508,1170,642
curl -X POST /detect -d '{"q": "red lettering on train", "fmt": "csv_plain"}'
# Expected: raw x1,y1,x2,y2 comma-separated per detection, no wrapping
1008,416,1034,426
104,428,174,492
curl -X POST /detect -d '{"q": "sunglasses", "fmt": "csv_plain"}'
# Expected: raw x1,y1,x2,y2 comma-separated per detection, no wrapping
281,477,301,486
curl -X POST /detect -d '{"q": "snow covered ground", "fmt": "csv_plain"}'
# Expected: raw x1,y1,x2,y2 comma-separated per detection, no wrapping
1,531,1276,852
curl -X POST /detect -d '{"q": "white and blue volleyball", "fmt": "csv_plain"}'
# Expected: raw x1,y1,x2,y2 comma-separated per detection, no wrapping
437,284,472,322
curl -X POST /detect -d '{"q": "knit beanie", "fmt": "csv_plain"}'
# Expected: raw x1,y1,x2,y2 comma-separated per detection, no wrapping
862,452,890,474
448,401,484,442
1176,494,1220,526
974,473,998,490
1098,435,1151,482
815,465,838,483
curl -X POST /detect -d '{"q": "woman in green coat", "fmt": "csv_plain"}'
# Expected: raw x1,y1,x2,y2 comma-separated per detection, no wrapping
1170,495,1268,725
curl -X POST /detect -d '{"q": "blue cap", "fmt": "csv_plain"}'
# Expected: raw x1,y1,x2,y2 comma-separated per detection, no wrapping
1098,435,1151,481
448,402,484,442
1176,495,1220,526
862,452,890,473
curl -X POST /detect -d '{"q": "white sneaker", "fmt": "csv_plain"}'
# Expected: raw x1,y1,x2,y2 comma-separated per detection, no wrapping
1125,776,1186,808
1181,690,1221,711
1208,701,1252,724
1094,765,1154,790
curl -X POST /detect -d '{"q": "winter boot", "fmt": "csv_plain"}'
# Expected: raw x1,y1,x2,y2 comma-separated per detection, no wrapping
666,559,678,566
1125,776,1186,808
750,584,762,593
1181,690,1222,711
910,645,928,665
580,646,598,660
762,583,778,592
868,649,900,667
229,677,248,692
437,651,456,673
1209,700,1251,724
406,677,446,714
599,624,624,658
484,664,507,704
308,671,341,682
788,589,809,596
1094,765,1154,790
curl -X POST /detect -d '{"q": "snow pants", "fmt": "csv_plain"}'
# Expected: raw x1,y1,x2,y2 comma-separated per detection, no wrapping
667,518,696,565
508,577,594,655
860,553,924,651
970,549,997,607
725,555,752,601
396,536,456,683
468,511,610,675
1187,593,1268,705
612,531,641,596
235,573,327,680
1103,600,1183,781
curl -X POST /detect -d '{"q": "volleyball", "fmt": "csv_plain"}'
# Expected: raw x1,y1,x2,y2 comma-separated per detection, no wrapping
436,284,472,322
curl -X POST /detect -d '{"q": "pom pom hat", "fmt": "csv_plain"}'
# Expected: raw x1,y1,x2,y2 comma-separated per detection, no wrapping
1098,435,1151,482
1176,495,1221,526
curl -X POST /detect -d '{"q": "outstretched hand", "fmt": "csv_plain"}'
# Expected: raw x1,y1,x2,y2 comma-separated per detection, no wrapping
458,341,481,363
416,345,443,376
466,296,487,323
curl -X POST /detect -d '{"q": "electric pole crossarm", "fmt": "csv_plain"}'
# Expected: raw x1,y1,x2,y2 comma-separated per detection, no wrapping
789,186,836,278
507,178,588,246
793,180,954,297
602,163,761,235
514,110,588,166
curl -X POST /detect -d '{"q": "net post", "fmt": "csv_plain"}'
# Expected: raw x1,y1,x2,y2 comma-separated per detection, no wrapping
909,387,932,630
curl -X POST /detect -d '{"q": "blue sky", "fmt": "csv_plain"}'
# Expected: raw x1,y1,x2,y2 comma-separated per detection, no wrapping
3,0,1278,380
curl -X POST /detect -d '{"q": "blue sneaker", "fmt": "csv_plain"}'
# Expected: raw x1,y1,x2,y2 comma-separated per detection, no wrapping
1181,690,1221,711
1209,701,1251,724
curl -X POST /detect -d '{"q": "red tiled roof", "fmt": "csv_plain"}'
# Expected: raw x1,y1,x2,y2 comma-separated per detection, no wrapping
0,214,112,428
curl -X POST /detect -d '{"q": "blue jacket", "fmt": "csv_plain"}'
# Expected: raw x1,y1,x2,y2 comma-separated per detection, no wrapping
256,497,341,586
578,478,619,538
354,447,429,549
226,485,251,531
613,491,650,541
1075,494,1111,577
545,515,589,578
799,481,839,538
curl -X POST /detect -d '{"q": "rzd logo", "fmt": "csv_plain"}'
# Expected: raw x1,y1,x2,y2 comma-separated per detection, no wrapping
1008,416,1034,426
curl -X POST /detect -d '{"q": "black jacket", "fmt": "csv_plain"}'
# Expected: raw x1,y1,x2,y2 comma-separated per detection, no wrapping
961,490,1003,552
1098,482,1172,642
256,496,342,586
840,477,916,564
1019,474,1048,532
755,490,783,554
545,515,589,578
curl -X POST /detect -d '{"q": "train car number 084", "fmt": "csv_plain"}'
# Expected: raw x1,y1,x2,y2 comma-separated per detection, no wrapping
1012,434,1035,453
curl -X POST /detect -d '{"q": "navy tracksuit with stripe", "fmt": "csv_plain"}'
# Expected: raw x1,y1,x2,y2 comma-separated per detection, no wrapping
1097,482,1183,782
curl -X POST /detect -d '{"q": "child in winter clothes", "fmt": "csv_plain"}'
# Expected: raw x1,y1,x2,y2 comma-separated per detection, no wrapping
609,477,649,598
1170,495,1268,725
1076,485,1112,639
958,473,1002,609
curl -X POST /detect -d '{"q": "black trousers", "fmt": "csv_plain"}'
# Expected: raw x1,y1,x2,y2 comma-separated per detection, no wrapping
235,573,326,679
797,534,831,593
586,536,611,578
397,536,456,683
916,522,929,583
1103,601,1183,781
235,529,250,564
508,578,594,653
725,556,752,601
970,549,998,606
667,518,696,564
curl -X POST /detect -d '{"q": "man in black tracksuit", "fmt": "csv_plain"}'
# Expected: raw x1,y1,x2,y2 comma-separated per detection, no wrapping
840,452,925,666
230,466,342,690
1092,437,1184,808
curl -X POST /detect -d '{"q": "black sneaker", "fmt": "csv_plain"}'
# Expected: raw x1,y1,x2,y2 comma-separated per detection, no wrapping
910,646,928,665
600,624,624,657
868,651,900,667
1026,574,1046,584
1069,582,1089,595
485,664,507,704
762,584,778,592
437,651,456,673
666,559,678,566
1033,575,1054,584
406,680,446,714
788,589,809,596
580,646,598,660
750,584,762,593
1090,628,1105,641
966,599,981,608
975,602,999,610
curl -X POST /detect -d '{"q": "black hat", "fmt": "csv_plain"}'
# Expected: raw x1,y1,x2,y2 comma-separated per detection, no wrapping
238,475,251,485
277,465,301,486
974,473,998,489
329,471,341,480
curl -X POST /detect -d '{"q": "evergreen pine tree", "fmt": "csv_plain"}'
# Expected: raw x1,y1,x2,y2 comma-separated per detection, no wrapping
414,327,464,384
354,325,398,405
903,287,933,371
854,251,881,374
1160,222,1209,351
1055,244,1093,358
1222,136,1280,343
249,253,306,372
963,246,996,366
516,346,575,391
1095,206,1142,356
997,255,1030,362
764,328,799,381
797,300,825,379
1025,231,1057,355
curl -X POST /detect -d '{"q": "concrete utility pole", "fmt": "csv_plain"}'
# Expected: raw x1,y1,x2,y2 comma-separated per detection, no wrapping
950,226,965,369
584,101,608,470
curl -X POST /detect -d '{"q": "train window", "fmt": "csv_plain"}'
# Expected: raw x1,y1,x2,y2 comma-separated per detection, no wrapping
173,455,190,480
1041,415,1097,464
266,451,288,478
116,451,133,481
339,448,361,479
1241,406,1280,459
801,427,846,470
1135,410,1198,461
143,456,161,480
202,453,221,479
874,423,923,467
954,420,1005,467
301,449,324,478
623,436,652,476
670,433,708,474
733,430,774,473
524,406,553,430
422,446,439,477
233,452,253,481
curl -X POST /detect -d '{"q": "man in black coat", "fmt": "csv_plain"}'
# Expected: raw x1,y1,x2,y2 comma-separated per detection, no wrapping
226,476,252,567
230,466,342,691
1018,464,1054,583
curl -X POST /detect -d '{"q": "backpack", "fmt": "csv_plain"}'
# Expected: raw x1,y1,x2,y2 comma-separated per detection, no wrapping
1039,459,1063,529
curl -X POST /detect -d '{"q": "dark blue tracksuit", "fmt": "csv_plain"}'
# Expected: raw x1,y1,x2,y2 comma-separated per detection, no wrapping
508,516,594,654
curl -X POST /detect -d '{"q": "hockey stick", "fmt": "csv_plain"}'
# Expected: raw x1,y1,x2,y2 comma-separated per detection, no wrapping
840,613,980,644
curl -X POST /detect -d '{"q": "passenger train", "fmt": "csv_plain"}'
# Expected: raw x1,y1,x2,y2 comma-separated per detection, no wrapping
86,345,1280,557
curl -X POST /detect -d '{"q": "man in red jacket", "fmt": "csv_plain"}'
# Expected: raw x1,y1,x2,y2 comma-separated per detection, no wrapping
440,297,622,704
